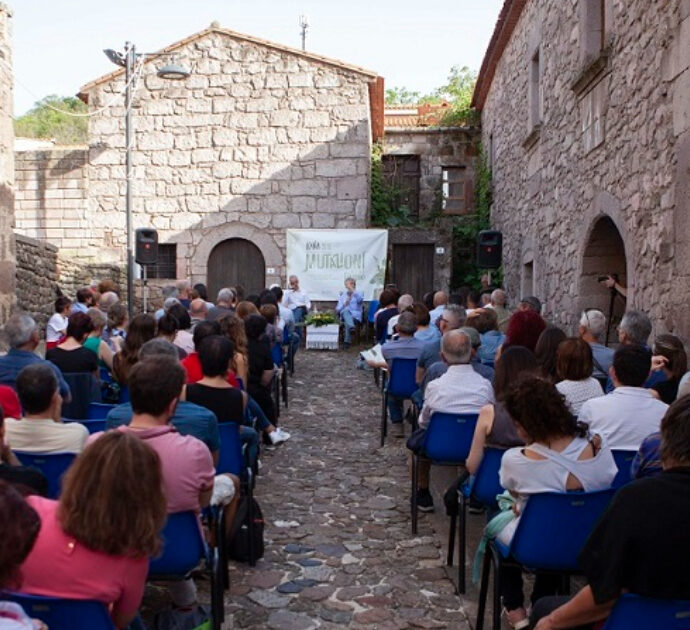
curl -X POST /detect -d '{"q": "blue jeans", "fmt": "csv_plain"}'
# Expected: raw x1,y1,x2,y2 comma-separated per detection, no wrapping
239,425,259,467
293,306,308,325
246,396,271,432
340,309,358,344
388,394,405,423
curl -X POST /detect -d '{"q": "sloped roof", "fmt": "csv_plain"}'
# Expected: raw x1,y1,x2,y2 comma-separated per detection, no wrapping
383,101,452,128
471,0,528,111
78,25,378,100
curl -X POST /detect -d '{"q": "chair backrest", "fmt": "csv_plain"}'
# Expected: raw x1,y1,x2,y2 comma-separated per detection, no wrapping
118,385,130,404
76,418,106,434
471,446,506,507
368,300,380,324
61,372,102,420
148,511,207,576
216,421,243,476
14,451,77,498
509,488,616,571
602,593,690,629
387,358,419,398
87,402,116,420
271,342,283,366
422,412,479,463
611,449,636,488
99,367,113,383
7,593,115,630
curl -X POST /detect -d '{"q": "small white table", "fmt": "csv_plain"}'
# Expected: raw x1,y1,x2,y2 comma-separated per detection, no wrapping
305,323,340,350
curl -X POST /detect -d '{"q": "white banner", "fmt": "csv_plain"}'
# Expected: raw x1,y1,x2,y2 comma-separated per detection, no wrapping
286,229,388,301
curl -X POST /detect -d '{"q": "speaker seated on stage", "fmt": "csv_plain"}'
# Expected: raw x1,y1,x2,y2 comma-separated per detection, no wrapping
335,278,364,348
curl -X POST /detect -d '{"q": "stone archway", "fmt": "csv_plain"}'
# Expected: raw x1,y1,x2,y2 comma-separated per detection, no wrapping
577,215,628,330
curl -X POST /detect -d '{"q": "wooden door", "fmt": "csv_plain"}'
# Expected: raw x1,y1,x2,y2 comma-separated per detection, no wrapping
391,244,435,300
207,238,266,298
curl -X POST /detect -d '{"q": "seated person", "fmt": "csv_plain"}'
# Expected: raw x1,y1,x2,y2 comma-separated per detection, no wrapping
428,291,449,327
335,277,364,347
502,309,547,354
259,303,280,345
245,314,278,425
107,339,220,459
0,384,22,419
0,479,44,630
554,338,603,416
465,347,539,476
368,312,426,437
374,289,398,345
83,307,115,370
0,405,48,495
5,364,88,454
0,314,71,401
101,302,128,353
410,330,495,512
497,376,617,628
467,307,505,365
181,320,238,387
387,294,414,340
45,312,98,375
168,302,195,356
189,297,209,329
578,308,614,384
579,344,668,450
488,288,512,333
650,334,687,404
91,356,234,609
535,326,568,382
45,296,71,350
409,302,441,343
112,314,156,386
156,312,187,360
20,431,166,629
532,394,690,629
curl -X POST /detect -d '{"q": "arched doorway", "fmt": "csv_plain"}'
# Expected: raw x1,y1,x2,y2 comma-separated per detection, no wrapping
207,238,266,299
578,216,627,333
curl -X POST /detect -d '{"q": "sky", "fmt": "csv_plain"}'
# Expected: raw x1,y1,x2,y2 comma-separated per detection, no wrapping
11,0,504,116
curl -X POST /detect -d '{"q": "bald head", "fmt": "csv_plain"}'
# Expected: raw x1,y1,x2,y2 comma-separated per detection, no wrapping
397,293,414,311
433,291,448,308
190,298,208,318
441,329,472,365
491,289,506,307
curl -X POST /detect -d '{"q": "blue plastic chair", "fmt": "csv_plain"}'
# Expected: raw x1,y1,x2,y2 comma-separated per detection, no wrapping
61,372,102,420
451,447,506,593
411,412,479,535
63,417,105,435
14,451,76,498
7,593,115,630
271,342,288,409
602,593,690,629
366,299,379,342
87,402,116,419
611,449,636,488
118,385,130,404
149,511,222,629
476,488,616,630
380,357,419,447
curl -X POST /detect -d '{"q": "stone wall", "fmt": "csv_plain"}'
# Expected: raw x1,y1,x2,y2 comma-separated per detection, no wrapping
480,0,690,341
15,234,58,330
75,28,376,288
0,4,15,323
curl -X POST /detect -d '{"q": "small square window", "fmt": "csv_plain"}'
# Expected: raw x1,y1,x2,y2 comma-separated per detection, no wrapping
145,244,177,279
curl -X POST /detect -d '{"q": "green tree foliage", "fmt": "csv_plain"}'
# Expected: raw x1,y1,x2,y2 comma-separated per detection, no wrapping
370,142,415,227
384,86,421,105
14,95,88,144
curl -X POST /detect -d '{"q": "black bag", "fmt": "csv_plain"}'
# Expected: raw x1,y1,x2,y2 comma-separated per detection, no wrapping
227,496,264,563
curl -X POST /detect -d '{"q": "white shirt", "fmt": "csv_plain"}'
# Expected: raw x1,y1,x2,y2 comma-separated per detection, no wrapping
419,363,495,428
283,289,311,311
428,305,446,326
5,417,89,453
578,387,669,451
387,314,400,338
556,377,604,416
46,313,68,342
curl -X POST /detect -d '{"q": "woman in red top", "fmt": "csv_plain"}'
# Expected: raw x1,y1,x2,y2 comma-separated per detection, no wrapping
19,431,167,629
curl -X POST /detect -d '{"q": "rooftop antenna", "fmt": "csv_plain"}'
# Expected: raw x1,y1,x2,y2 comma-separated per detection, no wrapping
299,14,309,51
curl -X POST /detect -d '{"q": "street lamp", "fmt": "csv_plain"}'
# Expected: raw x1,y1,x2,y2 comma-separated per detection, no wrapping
104,42,190,318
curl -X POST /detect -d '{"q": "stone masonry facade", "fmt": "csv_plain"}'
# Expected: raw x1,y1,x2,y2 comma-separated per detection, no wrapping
0,4,15,323
56,26,376,289
478,0,690,341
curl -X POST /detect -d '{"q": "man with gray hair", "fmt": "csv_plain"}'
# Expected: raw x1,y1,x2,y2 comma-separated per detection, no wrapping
368,311,426,437
335,278,364,347
0,314,71,400
98,291,120,314
154,286,179,320
409,329,495,512
428,291,449,327
618,310,652,346
189,298,209,330
207,288,235,322
488,288,512,333
579,309,615,382
387,293,415,339
415,304,467,386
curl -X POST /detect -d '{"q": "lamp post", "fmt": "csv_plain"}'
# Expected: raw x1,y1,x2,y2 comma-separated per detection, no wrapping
104,43,190,318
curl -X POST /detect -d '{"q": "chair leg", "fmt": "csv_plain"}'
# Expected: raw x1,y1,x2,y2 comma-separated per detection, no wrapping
281,368,288,407
374,367,380,387
447,513,456,566
411,454,419,535
247,482,257,567
491,548,502,630
458,492,467,594
380,391,388,448
476,537,493,630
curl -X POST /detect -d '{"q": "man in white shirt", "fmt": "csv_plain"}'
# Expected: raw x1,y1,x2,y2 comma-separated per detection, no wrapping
5,363,88,453
282,275,311,325
427,291,449,327
579,345,668,451
410,329,495,511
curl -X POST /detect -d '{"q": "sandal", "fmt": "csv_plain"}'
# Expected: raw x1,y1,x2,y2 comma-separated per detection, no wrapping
503,606,529,629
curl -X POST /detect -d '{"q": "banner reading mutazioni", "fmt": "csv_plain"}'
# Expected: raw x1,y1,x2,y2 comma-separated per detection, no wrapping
286,229,388,301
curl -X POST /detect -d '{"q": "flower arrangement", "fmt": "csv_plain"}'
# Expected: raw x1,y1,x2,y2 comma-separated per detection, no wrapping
304,312,337,327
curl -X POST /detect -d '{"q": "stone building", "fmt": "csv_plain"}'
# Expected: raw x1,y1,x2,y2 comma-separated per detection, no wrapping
474,0,690,340
382,104,480,297
15,25,379,299
0,3,15,323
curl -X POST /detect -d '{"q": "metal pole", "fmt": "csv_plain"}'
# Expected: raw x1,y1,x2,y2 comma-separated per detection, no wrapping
142,264,148,313
125,42,135,319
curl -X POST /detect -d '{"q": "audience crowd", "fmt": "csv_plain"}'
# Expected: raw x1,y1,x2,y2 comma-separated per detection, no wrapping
0,274,688,630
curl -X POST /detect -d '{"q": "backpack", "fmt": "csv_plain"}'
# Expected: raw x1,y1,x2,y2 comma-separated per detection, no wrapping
227,496,264,563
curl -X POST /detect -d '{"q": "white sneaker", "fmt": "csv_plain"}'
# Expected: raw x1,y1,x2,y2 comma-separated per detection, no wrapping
269,428,291,444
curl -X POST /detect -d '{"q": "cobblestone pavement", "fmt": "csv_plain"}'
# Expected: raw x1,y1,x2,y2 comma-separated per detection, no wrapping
224,348,472,629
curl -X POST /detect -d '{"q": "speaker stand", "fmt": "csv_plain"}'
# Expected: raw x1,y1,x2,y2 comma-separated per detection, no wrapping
142,265,148,314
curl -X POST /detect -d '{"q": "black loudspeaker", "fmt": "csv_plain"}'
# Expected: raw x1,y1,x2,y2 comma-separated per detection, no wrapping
476,230,502,269
135,228,158,265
